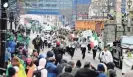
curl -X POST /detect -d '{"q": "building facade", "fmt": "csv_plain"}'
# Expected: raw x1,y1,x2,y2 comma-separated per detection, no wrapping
89,0,115,19
73,0,91,20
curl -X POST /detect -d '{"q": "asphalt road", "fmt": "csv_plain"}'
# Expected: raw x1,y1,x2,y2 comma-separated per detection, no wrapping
28,33,123,77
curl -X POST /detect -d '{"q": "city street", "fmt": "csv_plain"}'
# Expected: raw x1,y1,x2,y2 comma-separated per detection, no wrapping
29,33,123,77
1,0,133,76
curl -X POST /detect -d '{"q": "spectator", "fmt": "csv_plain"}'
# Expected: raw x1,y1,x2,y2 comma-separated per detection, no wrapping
46,51,54,61
6,56,26,77
5,48,11,62
99,63,107,74
57,59,68,76
72,60,82,76
7,67,16,77
13,66,19,77
25,58,36,77
31,49,39,66
107,62,116,77
46,57,57,77
35,58,47,77
8,39,17,57
99,46,113,64
58,65,74,77
68,61,75,68
75,61,99,77
97,64,107,77
53,42,64,65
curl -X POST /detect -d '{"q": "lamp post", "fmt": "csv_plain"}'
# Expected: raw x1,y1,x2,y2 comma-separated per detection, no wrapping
0,0,8,74
127,0,132,9
103,9,106,20
9,12,14,30
127,0,132,32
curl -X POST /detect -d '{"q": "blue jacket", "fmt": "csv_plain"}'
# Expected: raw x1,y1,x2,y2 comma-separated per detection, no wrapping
5,48,11,62
46,62,57,77
97,72,107,77
8,41,16,53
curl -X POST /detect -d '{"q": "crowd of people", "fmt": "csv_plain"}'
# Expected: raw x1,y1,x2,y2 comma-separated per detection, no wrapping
4,29,133,77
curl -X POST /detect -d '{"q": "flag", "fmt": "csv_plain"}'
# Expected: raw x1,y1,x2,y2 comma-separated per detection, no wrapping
93,32,98,41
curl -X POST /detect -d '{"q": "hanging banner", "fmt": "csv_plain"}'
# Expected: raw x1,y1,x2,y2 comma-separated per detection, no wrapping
75,20,104,32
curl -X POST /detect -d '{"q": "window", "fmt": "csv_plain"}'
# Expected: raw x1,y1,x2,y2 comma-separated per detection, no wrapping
52,4,56,7
38,4,43,7
46,4,51,7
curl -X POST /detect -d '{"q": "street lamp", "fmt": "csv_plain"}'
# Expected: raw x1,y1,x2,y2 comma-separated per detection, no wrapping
3,2,9,8
127,0,132,9
0,0,8,74
127,0,132,32
103,9,106,20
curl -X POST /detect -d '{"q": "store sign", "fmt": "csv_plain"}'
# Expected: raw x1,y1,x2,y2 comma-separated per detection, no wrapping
121,0,126,14
25,9,60,15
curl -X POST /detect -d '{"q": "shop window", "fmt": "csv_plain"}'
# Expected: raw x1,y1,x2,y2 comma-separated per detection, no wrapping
52,4,56,7
46,4,51,7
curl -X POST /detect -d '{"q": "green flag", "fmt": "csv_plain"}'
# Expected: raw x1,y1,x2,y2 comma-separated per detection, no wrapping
93,32,99,41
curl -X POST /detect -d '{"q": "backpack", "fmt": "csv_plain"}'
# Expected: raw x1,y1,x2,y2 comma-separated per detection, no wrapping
33,68,44,77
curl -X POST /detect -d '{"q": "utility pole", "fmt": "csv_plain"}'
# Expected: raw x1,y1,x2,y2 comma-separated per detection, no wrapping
9,12,14,30
107,0,110,19
0,0,8,74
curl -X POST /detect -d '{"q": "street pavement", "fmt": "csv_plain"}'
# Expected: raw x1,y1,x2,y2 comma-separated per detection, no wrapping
28,33,123,77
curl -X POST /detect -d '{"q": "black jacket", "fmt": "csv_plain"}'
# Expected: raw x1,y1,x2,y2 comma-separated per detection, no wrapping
57,63,68,76
75,68,99,77
108,69,116,77
58,72,74,77
53,47,64,60
32,37,42,47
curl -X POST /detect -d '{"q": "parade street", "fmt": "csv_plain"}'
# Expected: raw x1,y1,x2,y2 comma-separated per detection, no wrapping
1,0,133,77
28,33,123,77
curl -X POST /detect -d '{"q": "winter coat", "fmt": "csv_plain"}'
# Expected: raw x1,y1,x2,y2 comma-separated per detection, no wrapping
99,63,107,75
53,47,64,60
75,68,99,77
57,63,68,76
31,55,39,66
6,64,26,77
107,69,116,77
26,64,36,77
8,41,16,53
99,51,113,64
46,62,57,77
5,48,11,62
58,72,74,77
71,67,80,76
107,62,116,77
97,72,107,77
32,37,42,47
36,58,47,77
